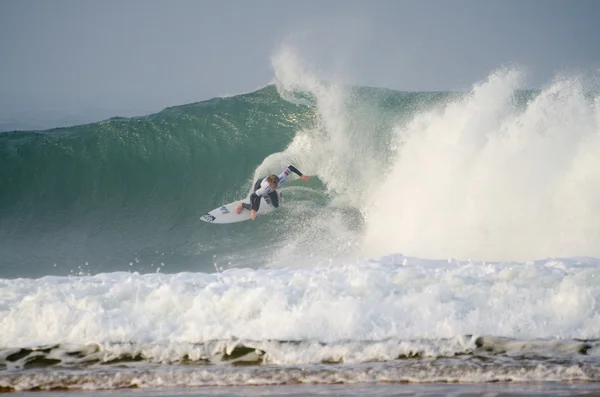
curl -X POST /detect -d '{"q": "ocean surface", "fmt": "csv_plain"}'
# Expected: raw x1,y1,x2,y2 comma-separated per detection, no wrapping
1,61,600,394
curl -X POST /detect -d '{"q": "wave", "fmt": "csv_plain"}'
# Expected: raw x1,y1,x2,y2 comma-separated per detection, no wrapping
2,336,597,370
0,87,317,277
2,257,598,346
3,255,597,390
269,48,600,262
3,53,600,279
1,338,599,391
2,44,600,394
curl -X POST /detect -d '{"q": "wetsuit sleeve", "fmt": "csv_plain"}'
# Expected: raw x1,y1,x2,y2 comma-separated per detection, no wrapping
277,165,304,186
287,165,303,177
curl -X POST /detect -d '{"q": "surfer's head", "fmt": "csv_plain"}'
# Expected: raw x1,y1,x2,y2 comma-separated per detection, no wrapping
266,174,279,189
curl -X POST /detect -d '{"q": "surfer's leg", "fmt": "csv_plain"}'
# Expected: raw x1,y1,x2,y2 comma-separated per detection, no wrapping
236,202,252,214
267,191,279,208
248,179,265,212
250,194,261,212
237,179,264,214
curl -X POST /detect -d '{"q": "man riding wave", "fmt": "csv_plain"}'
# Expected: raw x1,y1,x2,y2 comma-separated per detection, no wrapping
236,165,310,220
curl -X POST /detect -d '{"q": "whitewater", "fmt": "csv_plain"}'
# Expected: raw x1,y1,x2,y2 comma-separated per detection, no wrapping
1,48,600,394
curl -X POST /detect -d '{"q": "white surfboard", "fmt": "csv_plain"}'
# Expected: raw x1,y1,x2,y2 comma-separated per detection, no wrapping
200,195,281,224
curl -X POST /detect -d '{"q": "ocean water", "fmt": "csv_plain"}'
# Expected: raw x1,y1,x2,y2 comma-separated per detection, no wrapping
1,51,600,394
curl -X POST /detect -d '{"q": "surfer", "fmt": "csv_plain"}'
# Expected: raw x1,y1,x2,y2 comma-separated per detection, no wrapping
236,165,310,220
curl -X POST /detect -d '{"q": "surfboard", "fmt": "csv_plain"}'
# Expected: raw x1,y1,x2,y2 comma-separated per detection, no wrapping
200,196,280,224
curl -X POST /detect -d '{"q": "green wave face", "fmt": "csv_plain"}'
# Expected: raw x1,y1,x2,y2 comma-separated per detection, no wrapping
4,76,593,278
2,83,439,278
0,86,327,277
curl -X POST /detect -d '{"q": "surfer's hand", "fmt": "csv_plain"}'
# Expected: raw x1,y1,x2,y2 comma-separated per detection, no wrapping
301,175,310,182
251,210,256,220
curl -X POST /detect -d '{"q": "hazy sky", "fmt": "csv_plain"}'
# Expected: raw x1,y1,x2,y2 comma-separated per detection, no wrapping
1,0,599,129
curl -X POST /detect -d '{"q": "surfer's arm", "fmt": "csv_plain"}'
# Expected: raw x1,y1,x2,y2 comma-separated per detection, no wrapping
287,165,303,177
278,165,310,184
288,165,310,181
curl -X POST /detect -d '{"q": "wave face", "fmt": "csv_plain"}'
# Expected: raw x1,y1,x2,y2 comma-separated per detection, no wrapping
0,83,449,278
0,87,317,278
3,54,600,278
1,49,600,392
